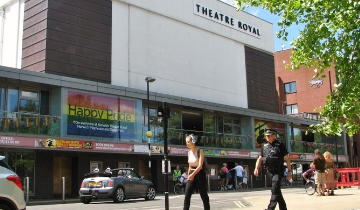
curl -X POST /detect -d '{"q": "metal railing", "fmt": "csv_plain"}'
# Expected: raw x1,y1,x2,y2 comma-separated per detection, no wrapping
290,140,345,155
0,112,60,136
167,128,253,150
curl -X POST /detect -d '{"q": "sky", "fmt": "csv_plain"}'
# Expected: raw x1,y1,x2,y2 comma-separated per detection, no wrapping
221,0,302,52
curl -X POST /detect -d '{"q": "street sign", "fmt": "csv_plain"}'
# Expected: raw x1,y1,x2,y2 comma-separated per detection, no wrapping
162,159,171,174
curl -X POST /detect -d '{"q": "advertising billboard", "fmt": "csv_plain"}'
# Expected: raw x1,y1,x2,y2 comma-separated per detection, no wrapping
65,90,142,141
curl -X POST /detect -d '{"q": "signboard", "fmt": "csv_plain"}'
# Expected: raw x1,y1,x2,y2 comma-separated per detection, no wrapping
193,2,261,38
134,145,164,154
162,159,171,174
66,90,142,140
0,135,38,147
169,147,188,156
169,146,251,158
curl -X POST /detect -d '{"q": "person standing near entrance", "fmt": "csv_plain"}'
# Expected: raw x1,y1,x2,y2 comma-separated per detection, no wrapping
254,128,291,210
229,162,244,189
183,134,210,210
173,165,182,185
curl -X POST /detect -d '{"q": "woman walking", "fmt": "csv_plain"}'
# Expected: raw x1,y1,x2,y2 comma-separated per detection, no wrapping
324,151,336,195
183,134,210,210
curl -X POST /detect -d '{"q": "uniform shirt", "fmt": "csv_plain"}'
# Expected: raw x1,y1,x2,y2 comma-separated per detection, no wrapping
261,140,288,174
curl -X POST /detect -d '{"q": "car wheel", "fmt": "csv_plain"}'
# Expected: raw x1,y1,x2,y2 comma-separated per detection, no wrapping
113,187,125,203
0,203,12,210
80,197,92,204
145,186,156,200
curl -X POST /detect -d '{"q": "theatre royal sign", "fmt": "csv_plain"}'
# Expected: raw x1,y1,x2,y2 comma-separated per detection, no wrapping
194,2,261,38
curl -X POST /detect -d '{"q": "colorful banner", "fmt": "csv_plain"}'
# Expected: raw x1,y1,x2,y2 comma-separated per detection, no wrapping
169,146,252,158
66,91,140,140
203,149,228,157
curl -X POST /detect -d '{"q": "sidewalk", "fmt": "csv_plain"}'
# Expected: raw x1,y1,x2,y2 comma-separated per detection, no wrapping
230,187,360,210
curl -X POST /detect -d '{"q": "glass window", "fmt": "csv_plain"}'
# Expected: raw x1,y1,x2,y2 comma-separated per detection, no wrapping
7,88,19,113
224,123,232,134
168,110,181,129
19,99,39,113
40,91,49,115
233,125,241,135
286,104,298,114
0,88,5,113
284,82,297,94
293,127,302,141
217,116,223,133
204,112,215,133
21,90,38,99
19,90,40,113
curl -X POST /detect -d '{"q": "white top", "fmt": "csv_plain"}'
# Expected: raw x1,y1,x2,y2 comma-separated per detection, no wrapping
188,150,199,168
234,165,244,177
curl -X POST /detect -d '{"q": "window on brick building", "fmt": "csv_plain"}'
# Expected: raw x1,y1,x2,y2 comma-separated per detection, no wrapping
286,104,298,114
284,82,297,93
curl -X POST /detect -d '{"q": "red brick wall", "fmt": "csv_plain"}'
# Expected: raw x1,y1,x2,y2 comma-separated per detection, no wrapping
274,49,337,114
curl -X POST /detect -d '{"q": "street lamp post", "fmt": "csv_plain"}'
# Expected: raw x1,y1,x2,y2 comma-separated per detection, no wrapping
158,102,169,210
145,77,156,174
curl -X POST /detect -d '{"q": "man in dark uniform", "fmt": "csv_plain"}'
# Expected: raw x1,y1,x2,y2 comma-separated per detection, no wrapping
254,128,292,210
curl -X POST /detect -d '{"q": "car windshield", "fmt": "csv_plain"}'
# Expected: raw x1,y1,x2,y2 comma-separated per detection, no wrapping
0,157,13,171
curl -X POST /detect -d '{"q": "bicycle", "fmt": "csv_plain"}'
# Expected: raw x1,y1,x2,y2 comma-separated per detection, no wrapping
174,175,187,194
304,179,316,195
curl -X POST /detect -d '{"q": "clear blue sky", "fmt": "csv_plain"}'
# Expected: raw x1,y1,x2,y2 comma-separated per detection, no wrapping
221,0,302,52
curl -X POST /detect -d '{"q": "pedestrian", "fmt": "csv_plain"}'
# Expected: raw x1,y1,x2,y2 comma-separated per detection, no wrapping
229,162,244,189
302,163,315,183
173,165,182,185
243,166,249,188
323,151,336,195
183,134,210,210
219,163,228,189
254,128,291,210
313,149,326,196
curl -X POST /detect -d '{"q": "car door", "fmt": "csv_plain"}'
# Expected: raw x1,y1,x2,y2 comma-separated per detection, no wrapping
130,171,147,197
118,169,135,197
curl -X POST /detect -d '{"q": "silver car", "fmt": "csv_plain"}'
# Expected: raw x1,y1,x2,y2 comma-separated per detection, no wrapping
0,155,26,210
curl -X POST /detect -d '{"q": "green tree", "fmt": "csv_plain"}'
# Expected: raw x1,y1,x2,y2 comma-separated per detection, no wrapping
236,0,360,136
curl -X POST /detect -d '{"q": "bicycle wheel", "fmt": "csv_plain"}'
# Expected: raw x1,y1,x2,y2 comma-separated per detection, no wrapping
174,183,182,194
305,181,316,195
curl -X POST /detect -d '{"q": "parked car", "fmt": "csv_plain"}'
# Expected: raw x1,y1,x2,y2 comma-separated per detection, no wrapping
79,168,156,204
0,155,26,210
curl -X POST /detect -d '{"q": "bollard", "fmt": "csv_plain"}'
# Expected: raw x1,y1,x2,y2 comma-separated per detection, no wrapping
234,174,238,190
25,177,29,203
264,173,267,188
62,177,65,201
207,175,210,192
250,175,253,189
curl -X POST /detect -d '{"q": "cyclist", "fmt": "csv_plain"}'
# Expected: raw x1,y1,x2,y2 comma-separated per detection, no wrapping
302,163,315,183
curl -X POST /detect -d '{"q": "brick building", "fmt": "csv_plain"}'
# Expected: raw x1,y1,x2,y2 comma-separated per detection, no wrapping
275,49,359,167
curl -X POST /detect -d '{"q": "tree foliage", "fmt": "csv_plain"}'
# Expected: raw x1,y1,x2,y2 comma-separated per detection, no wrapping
236,0,360,136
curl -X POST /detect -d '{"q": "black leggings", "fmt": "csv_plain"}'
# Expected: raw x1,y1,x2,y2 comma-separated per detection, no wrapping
183,169,210,210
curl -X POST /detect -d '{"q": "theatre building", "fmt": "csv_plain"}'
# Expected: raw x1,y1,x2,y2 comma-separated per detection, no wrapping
0,0,348,198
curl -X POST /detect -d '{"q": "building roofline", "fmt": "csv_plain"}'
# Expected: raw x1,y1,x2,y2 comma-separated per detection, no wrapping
0,65,317,125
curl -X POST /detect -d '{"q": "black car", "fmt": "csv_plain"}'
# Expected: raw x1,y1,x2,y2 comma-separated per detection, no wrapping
79,168,156,204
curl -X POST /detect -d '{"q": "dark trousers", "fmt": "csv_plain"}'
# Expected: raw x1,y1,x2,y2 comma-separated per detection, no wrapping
183,169,210,210
267,173,287,210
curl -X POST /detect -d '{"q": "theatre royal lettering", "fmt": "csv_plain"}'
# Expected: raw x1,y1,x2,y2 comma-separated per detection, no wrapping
194,2,261,38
